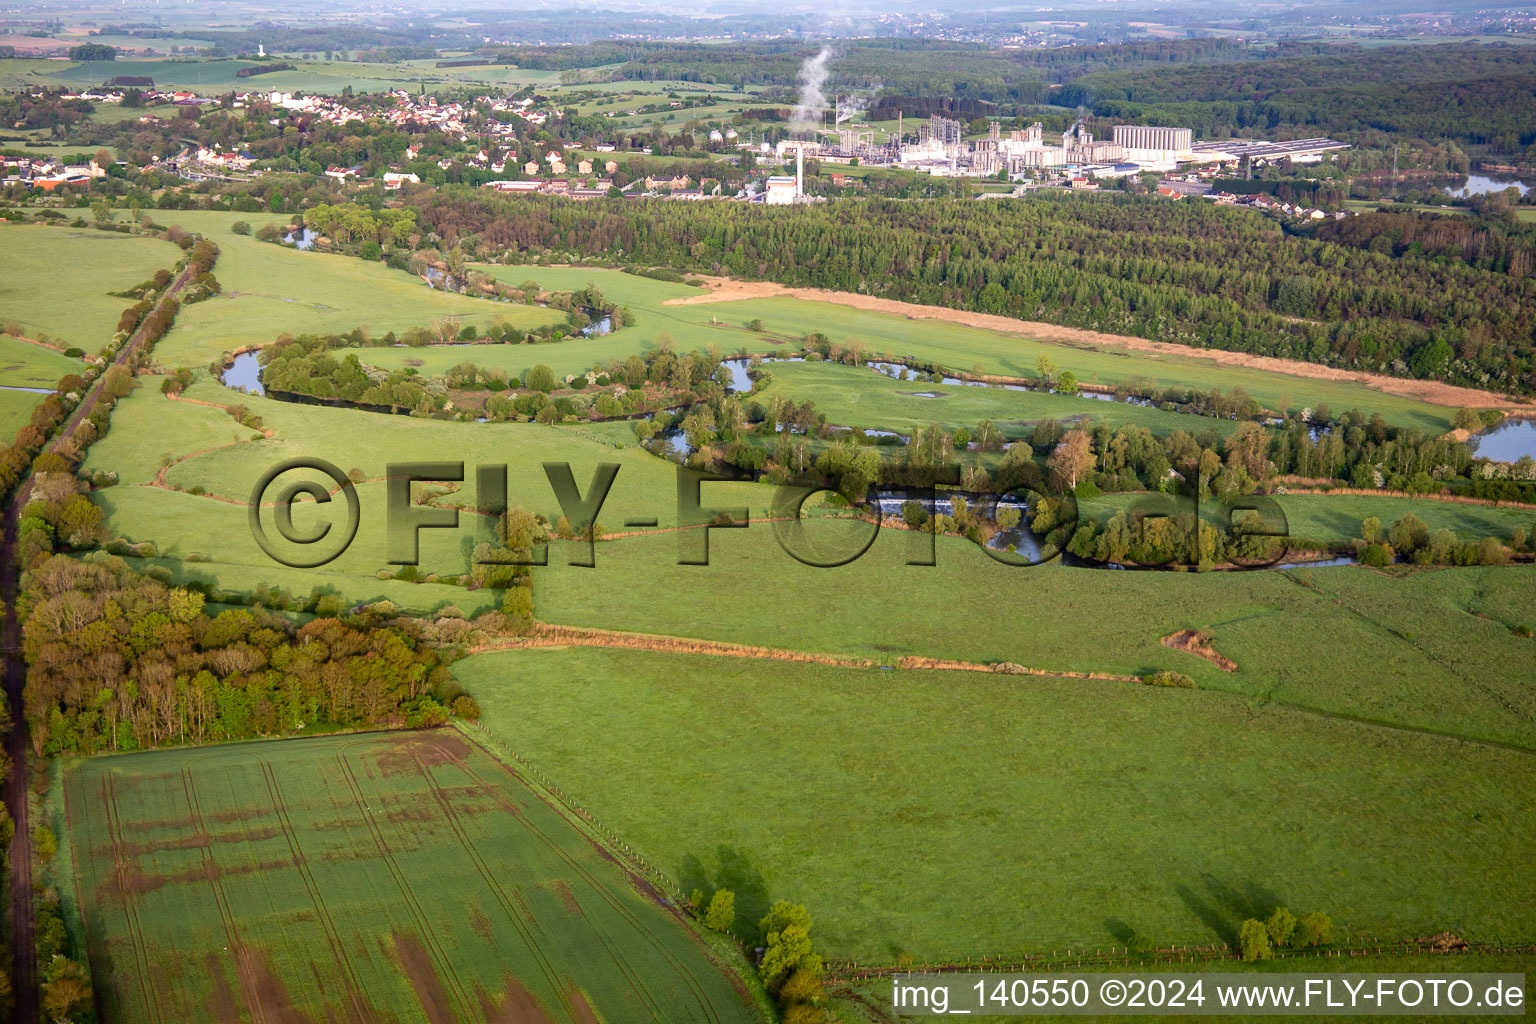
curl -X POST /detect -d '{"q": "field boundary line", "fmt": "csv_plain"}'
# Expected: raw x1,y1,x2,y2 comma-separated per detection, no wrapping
470,623,1143,683
411,752,592,1020
446,729,741,1022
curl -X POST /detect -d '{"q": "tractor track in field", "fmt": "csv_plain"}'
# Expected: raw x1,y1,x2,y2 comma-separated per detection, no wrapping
410,754,585,1021
331,747,476,1021
101,773,164,1024
181,766,268,1024
444,748,732,1023
254,758,373,1024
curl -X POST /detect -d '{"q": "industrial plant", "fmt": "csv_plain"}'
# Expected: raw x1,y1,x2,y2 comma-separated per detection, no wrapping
758,113,1347,187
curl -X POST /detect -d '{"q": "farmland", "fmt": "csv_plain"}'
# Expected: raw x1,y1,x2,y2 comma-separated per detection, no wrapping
474,267,1468,433
525,527,1536,748
456,645,1536,962
0,334,85,436
126,211,565,369
26,199,1536,1014
0,54,763,104
81,376,771,614
751,360,1245,439
0,224,181,346
54,729,761,1024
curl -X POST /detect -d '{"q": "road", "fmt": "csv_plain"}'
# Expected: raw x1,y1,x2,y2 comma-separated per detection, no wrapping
2,259,193,1023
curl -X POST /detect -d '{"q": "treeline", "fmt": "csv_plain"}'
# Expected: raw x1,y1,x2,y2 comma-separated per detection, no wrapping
400,191,1536,393
502,38,1241,98
20,553,473,755
1059,42,1536,155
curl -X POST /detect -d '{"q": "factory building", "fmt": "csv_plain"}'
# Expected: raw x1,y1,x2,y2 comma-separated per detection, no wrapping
1111,125,1193,166
918,115,965,146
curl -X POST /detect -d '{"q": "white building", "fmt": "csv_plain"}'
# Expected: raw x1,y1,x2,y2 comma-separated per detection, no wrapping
764,175,798,205
1112,125,1194,165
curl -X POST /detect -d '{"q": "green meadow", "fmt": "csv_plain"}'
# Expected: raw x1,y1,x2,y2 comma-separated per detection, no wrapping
754,360,1244,438
82,377,772,615
527,526,1536,749
55,729,761,1023
134,211,565,369
0,334,87,437
471,266,1464,433
1,55,758,98
1077,491,1536,545
0,224,181,346
457,645,1536,962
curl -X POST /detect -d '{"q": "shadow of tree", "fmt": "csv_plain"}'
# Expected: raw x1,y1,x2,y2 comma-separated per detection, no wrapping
1175,874,1284,948
678,845,772,945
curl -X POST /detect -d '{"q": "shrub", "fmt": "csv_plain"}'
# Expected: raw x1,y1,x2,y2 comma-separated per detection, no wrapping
450,695,481,720
1143,670,1196,688
231,220,252,235
1359,542,1395,568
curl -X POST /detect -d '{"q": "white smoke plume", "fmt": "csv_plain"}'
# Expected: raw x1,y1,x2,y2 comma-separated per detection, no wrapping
836,85,881,125
791,46,835,133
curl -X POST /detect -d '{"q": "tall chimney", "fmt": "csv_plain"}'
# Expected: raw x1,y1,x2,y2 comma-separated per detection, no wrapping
796,145,803,197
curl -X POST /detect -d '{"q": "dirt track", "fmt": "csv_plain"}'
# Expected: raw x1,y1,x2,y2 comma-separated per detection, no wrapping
666,278,1529,410
469,623,1143,682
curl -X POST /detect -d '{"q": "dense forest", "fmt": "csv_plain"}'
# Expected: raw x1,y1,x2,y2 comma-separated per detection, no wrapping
20,553,474,755
511,38,1245,105
1059,43,1536,154
1317,208,1536,277
402,190,1536,393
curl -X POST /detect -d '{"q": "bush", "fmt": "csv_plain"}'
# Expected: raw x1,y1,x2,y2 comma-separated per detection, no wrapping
450,695,482,720
1143,670,1196,688
231,220,252,235
525,364,556,392
1359,542,1395,568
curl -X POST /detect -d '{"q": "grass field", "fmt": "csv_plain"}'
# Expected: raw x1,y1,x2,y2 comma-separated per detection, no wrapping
753,361,1245,439
56,729,762,1024
0,55,752,97
82,377,772,614
457,645,1536,962
0,333,85,437
467,267,1462,433
836,954,1536,1023
133,211,565,370
0,333,86,388
0,224,181,347
1077,490,1536,545
527,527,1536,748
